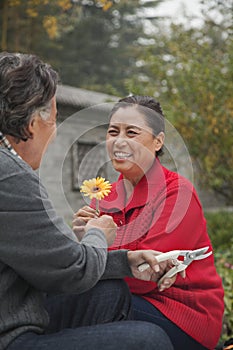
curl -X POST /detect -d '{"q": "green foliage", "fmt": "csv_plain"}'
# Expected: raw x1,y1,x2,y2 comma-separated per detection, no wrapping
52,0,161,94
126,1,233,204
206,212,233,251
206,211,233,339
0,0,80,52
0,0,118,51
0,0,163,95
215,247,233,339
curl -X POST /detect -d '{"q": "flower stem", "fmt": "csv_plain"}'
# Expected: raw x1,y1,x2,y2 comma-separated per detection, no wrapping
96,199,100,215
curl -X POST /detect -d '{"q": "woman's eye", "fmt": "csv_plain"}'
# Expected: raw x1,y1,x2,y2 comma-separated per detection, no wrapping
127,130,138,136
108,129,118,135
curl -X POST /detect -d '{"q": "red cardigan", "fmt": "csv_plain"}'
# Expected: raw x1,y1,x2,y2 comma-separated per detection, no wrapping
96,159,224,349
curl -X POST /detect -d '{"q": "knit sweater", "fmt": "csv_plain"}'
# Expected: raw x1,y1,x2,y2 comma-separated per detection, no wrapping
96,159,225,350
0,148,132,350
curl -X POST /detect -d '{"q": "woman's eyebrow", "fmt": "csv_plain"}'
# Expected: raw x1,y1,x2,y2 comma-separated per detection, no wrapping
108,124,118,128
108,124,144,133
126,125,141,130
109,124,141,130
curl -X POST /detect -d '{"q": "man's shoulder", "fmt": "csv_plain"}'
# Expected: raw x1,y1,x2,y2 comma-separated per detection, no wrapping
0,148,33,180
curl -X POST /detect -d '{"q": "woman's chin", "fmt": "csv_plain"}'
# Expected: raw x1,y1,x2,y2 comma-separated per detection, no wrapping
112,159,132,172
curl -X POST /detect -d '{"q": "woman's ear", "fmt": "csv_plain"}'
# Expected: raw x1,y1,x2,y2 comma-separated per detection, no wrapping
154,132,165,151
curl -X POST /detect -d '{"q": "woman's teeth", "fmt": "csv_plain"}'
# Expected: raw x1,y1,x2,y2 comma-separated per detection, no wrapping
114,152,131,159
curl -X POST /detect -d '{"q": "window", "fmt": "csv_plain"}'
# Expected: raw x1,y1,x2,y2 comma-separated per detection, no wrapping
72,140,109,190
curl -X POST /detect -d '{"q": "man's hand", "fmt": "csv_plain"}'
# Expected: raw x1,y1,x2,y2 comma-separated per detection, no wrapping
72,217,86,241
73,206,98,241
85,215,117,247
127,250,178,292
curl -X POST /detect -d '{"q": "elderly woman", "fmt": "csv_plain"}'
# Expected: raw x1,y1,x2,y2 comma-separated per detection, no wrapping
0,54,175,350
74,95,224,350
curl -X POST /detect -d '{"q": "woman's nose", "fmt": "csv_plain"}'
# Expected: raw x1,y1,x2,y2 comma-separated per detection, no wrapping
114,135,128,147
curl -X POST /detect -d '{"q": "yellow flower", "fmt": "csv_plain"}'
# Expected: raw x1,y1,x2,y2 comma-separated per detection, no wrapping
80,177,112,200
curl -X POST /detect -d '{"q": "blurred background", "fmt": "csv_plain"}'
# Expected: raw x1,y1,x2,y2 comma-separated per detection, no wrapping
1,0,232,341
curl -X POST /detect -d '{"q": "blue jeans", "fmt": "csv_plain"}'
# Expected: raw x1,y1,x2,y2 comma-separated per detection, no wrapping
132,295,208,350
8,280,174,350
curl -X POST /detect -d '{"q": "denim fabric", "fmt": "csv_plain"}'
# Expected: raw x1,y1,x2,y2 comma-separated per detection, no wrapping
44,279,132,331
132,294,208,350
7,280,174,350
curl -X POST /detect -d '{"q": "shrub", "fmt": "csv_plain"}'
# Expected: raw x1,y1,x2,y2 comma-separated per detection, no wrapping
205,211,233,340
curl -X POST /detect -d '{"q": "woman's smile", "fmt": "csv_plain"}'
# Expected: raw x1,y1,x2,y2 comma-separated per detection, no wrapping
113,151,132,160
106,106,161,182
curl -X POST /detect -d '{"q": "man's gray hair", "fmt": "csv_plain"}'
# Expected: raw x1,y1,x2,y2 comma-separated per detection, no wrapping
0,52,59,142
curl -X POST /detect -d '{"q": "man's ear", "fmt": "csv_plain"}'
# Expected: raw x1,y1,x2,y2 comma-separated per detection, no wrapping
154,132,165,151
27,115,39,139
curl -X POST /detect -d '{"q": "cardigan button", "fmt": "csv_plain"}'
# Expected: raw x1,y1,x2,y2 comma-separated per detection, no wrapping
119,220,123,225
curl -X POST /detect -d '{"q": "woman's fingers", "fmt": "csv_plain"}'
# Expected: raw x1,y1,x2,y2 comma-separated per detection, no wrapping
158,276,177,292
73,206,99,220
73,216,89,225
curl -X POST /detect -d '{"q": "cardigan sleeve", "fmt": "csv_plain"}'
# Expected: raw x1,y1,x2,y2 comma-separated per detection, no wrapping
126,180,213,295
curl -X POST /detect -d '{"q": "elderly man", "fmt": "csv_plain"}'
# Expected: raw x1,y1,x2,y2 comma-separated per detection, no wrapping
0,52,173,350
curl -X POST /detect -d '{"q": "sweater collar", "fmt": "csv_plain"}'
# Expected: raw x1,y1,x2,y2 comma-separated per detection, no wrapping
99,158,166,212
0,132,21,159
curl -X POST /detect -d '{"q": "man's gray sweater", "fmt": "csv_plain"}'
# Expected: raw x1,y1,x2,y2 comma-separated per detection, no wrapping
0,149,132,350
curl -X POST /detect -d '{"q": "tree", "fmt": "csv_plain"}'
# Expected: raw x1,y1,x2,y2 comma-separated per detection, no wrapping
40,0,163,95
0,0,115,52
126,0,233,203
0,0,164,95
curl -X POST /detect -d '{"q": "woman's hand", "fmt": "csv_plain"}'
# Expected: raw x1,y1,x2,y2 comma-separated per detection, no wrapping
73,206,99,241
74,206,99,222
127,250,183,292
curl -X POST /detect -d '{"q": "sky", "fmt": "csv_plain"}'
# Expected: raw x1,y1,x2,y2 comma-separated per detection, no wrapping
156,0,202,16
152,0,204,26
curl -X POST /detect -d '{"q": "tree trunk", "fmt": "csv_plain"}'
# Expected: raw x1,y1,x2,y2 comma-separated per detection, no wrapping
1,0,8,51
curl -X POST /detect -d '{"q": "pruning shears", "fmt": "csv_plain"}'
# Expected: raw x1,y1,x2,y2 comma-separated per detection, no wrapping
138,246,212,286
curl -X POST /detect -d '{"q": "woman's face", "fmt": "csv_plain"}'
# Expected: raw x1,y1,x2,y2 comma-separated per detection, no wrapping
106,106,164,182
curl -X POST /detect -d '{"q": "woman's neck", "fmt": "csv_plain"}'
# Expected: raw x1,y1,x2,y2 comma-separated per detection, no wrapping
121,159,157,201
122,173,144,203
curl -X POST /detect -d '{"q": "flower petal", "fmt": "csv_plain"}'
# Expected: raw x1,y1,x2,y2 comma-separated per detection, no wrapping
80,177,112,200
